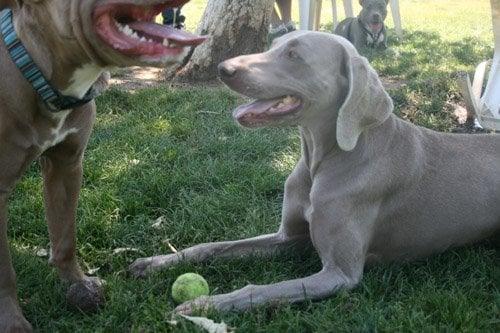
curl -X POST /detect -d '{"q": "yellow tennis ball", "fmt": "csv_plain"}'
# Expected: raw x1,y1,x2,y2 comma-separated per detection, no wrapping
171,273,209,303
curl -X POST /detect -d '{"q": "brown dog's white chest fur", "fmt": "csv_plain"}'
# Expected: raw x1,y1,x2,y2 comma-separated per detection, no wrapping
38,110,78,152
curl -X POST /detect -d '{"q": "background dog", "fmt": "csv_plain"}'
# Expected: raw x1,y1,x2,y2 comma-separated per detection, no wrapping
335,0,389,51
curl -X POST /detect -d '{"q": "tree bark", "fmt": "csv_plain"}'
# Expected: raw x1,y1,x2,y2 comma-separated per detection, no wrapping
174,0,274,82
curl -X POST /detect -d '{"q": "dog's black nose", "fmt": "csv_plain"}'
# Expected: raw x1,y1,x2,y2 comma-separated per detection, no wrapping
218,62,237,79
372,13,382,23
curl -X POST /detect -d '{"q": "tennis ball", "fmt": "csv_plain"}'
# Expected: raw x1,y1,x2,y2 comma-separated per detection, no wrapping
171,273,209,303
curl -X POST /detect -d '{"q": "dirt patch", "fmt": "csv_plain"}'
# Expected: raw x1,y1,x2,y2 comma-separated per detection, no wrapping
110,67,167,91
111,69,411,92
109,67,223,90
380,76,407,90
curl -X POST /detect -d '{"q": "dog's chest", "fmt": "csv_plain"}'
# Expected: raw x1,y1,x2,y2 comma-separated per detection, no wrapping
38,110,78,151
366,30,385,47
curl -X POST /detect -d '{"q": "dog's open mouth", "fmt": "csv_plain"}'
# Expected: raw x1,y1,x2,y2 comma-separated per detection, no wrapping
93,0,206,60
233,95,302,127
369,22,383,33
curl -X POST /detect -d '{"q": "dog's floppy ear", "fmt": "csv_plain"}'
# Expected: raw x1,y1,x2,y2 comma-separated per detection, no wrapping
336,55,393,151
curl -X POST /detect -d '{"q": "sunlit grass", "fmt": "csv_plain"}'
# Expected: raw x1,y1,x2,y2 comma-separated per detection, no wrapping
7,1,499,332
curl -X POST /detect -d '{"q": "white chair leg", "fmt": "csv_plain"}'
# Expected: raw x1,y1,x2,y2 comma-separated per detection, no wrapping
343,0,354,17
332,0,338,30
481,0,500,121
390,0,403,38
314,0,323,30
299,0,321,30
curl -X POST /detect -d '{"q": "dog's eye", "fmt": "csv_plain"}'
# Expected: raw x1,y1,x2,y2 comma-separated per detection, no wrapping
287,49,300,60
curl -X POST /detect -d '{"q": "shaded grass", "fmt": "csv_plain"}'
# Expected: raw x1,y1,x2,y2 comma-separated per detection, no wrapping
7,0,500,332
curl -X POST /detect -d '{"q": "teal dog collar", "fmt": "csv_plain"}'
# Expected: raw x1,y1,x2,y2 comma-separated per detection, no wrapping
0,9,98,112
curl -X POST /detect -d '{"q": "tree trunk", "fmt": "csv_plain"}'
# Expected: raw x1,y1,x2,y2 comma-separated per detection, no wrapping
174,0,274,82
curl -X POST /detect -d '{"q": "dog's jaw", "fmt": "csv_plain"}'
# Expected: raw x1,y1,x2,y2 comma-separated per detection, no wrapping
85,0,206,67
232,95,303,128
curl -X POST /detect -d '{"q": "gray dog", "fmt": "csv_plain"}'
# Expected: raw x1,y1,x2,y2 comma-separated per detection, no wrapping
335,0,389,51
130,31,499,314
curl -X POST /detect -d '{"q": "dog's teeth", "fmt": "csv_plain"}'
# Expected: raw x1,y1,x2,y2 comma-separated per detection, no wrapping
123,25,136,37
277,102,285,108
140,37,147,42
163,39,170,47
283,96,295,105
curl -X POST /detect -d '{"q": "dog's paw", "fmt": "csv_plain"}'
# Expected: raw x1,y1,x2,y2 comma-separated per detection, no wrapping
66,277,105,313
0,297,33,333
174,296,214,315
129,257,154,278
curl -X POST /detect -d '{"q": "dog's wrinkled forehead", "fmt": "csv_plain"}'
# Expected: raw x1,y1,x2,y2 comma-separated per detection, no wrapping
360,0,389,13
271,30,354,59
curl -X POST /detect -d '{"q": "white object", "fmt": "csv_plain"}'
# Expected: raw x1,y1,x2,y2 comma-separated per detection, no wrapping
460,0,500,131
299,0,403,38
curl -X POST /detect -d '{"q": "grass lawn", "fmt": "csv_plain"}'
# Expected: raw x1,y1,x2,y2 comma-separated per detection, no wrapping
9,0,499,332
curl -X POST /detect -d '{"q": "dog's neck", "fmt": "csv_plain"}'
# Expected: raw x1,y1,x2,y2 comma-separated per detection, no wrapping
14,10,104,100
299,108,341,176
300,114,398,176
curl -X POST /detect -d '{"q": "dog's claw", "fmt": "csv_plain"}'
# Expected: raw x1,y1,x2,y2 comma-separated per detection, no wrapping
129,257,154,278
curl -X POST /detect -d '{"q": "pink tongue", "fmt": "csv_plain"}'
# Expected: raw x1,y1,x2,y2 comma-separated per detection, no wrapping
233,98,282,118
128,21,207,46
370,23,382,32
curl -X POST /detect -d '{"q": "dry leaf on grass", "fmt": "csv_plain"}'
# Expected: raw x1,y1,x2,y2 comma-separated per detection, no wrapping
151,216,166,229
112,247,142,254
35,248,48,257
178,315,231,333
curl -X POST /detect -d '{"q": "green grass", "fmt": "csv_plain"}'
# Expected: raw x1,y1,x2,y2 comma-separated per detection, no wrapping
8,0,499,332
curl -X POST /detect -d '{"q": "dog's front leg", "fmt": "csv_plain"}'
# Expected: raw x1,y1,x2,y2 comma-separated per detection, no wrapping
175,268,356,314
130,232,310,278
130,159,313,278
40,132,103,311
40,150,86,281
0,195,33,333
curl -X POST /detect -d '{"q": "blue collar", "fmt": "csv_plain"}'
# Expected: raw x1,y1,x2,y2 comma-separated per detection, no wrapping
0,9,98,112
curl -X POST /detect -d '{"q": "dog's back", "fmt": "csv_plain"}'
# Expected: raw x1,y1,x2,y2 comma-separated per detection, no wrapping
334,17,357,41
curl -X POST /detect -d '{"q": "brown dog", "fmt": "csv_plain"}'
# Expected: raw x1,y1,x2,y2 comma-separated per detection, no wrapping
0,0,205,331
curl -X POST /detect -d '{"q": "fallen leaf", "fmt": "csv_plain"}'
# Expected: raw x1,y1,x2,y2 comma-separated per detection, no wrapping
87,267,101,275
162,239,178,253
179,315,230,333
36,248,48,258
152,216,166,229
112,247,141,254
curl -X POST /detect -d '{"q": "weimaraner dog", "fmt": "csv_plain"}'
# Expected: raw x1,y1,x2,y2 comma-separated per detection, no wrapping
0,0,204,331
130,31,500,314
